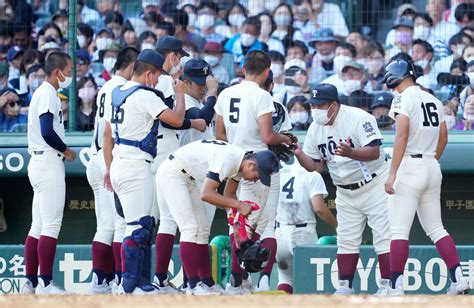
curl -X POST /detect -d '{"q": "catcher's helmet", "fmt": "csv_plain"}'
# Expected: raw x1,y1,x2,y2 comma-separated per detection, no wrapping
236,240,270,273
383,59,415,89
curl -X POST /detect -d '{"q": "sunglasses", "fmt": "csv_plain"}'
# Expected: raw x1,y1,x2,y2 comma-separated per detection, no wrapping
8,101,21,107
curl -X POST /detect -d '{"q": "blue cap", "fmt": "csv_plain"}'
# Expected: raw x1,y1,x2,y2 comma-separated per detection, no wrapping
7,45,24,62
371,92,394,109
97,27,115,39
77,49,91,64
255,150,279,187
309,28,338,46
137,49,165,70
156,35,189,57
183,59,211,85
393,17,414,30
309,83,339,105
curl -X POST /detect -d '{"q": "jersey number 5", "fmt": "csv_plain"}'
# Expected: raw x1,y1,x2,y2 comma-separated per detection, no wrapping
421,102,439,127
229,98,240,123
282,176,295,199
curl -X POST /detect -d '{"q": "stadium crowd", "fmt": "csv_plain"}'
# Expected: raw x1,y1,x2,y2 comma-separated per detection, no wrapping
1,0,474,132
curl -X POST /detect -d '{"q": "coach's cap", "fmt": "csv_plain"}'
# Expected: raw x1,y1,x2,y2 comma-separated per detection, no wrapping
255,150,279,187
309,83,339,105
7,45,24,62
392,16,414,30
156,35,189,57
137,49,165,70
371,92,394,109
183,59,210,85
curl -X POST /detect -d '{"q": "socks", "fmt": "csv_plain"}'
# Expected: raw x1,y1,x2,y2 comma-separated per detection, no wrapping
38,235,57,287
92,241,113,284
154,233,175,284
25,236,39,287
390,240,409,288
260,238,277,276
435,235,461,282
197,244,214,287
377,252,390,279
179,242,200,289
336,253,359,288
277,283,293,294
112,242,122,282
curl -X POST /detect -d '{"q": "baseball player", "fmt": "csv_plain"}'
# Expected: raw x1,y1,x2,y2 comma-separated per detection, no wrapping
296,83,391,295
275,161,337,294
383,60,470,295
109,49,186,295
214,50,293,294
23,52,76,294
87,47,139,294
156,139,279,295
152,36,207,293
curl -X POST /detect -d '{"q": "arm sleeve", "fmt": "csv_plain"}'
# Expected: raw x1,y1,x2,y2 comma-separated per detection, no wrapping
184,97,216,125
39,113,67,153
158,93,192,129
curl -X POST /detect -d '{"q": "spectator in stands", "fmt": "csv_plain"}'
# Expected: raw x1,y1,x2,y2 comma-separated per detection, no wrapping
309,28,338,85
0,62,8,91
37,23,63,53
321,41,356,93
371,92,394,130
298,0,349,43
104,12,124,40
434,32,472,75
181,4,197,33
96,0,119,18
58,89,69,130
12,21,32,50
6,45,25,94
386,3,418,48
78,0,101,25
215,3,247,38
346,31,368,62
167,9,205,51
225,16,264,65
52,9,69,37
77,23,95,53
460,25,474,40
25,64,46,106
0,88,27,132
427,0,458,57
285,40,308,62
342,61,368,97
413,13,434,43
0,21,13,47
454,2,474,29
268,51,285,96
141,0,161,16
458,60,474,115
95,42,120,87
195,1,227,44
21,50,42,73
76,76,97,132
76,49,93,81
258,13,285,55
287,95,311,131
346,90,372,112
121,23,138,47
271,3,299,43
443,101,458,130
364,41,385,92
153,21,176,40
454,93,474,130
137,31,157,51
386,17,414,60
412,39,436,88
277,58,310,105
202,42,229,85
39,39,62,58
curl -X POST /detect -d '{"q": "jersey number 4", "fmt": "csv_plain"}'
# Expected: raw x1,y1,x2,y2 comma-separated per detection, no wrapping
421,102,439,127
229,98,240,123
282,176,295,199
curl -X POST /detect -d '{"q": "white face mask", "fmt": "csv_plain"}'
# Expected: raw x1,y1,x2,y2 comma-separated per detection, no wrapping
319,52,335,62
415,58,430,69
241,33,256,47
465,56,474,63
169,53,182,75
187,13,197,26
367,59,384,75
204,55,219,67
445,115,456,129
57,70,72,89
287,85,302,94
468,72,474,88
30,78,43,93
196,14,215,30
96,37,114,51
333,55,351,73
229,14,246,27
413,25,431,41
311,103,335,125
77,35,86,48
289,111,309,124
270,63,283,77
344,79,362,94
141,43,156,51
103,57,116,73
274,15,291,27
78,87,96,103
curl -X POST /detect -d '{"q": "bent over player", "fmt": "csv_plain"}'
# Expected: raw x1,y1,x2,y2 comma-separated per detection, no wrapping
23,52,76,294
110,49,185,294
383,60,470,295
296,83,392,295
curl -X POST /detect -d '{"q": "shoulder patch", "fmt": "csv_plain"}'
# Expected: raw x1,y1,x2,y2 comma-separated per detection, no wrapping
363,121,376,138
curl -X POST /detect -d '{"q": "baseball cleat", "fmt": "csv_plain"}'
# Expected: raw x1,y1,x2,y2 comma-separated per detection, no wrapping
110,281,120,295
374,279,390,296
225,283,245,295
333,280,354,295
186,282,223,296
122,284,162,295
35,280,72,295
447,276,470,295
151,276,181,294
20,280,36,294
209,284,226,295
241,275,254,293
90,273,112,294
255,275,270,292
388,286,405,296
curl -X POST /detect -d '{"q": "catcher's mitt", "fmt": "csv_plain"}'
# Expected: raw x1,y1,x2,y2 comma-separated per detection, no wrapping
268,132,298,162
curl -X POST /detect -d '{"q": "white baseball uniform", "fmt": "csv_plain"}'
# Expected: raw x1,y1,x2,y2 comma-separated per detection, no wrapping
179,94,214,146
303,104,390,254
387,86,448,242
156,140,245,243
275,162,328,287
110,81,168,237
87,75,127,245
215,80,276,236
27,81,66,239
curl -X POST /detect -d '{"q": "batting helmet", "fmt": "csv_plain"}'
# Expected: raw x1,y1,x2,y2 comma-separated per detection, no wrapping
236,240,270,273
383,59,415,89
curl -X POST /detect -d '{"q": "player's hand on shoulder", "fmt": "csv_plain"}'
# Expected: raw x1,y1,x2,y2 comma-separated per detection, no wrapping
191,118,207,132
206,76,218,97
63,147,76,162
334,137,353,157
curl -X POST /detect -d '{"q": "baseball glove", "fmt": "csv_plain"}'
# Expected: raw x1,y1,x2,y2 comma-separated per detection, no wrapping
268,132,298,162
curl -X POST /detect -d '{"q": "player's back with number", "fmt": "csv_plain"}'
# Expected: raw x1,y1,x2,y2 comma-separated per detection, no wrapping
389,86,444,156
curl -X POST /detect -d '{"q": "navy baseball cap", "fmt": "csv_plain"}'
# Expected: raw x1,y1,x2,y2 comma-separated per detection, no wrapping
77,49,91,64
371,92,394,109
183,59,210,85
97,27,115,39
156,35,189,57
7,45,24,62
392,17,414,30
137,49,165,70
255,150,279,187
309,83,339,105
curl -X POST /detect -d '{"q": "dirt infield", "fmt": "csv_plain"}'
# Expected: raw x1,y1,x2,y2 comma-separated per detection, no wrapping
0,294,472,308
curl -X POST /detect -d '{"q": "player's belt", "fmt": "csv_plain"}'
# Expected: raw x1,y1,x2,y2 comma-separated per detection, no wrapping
276,222,307,228
409,154,423,158
337,173,377,191
32,151,65,161
168,154,195,181
157,134,179,140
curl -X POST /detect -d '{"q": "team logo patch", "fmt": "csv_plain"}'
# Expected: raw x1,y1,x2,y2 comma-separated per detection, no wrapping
363,122,375,137
203,66,209,75
312,89,318,97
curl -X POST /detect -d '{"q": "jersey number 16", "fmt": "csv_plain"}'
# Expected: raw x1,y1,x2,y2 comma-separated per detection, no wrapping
421,102,439,127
